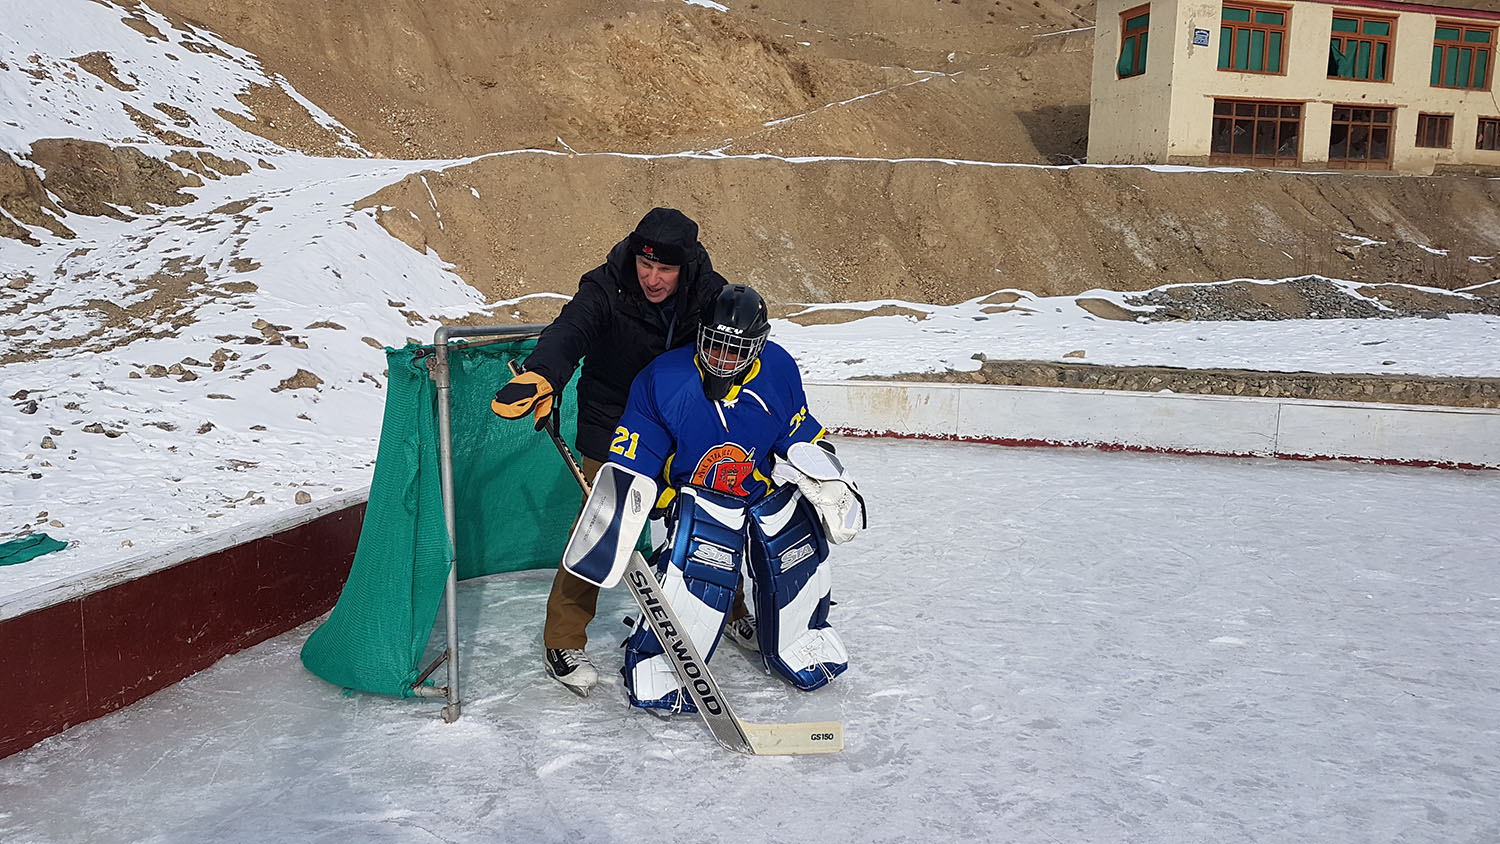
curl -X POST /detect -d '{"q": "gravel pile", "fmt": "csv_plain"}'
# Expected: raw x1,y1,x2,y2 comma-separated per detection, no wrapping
1124,275,1500,322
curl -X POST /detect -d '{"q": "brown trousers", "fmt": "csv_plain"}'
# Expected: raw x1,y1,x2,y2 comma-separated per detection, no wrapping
542,456,749,650
542,456,606,650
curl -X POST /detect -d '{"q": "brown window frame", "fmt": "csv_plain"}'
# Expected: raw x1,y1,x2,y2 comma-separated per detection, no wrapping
1415,113,1453,148
1328,105,1394,170
1329,11,1395,82
1219,3,1291,75
1432,22,1495,90
1210,98,1303,167
1118,5,1150,79
1478,117,1500,151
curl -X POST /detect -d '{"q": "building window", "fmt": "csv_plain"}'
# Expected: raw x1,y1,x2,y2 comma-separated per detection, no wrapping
1416,113,1453,148
1328,106,1393,169
1479,117,1500,150
1329,13,1394,81
1211,99,1302,165
1118,6,1150,78
1432,23,1494,89
1219,4,1289,74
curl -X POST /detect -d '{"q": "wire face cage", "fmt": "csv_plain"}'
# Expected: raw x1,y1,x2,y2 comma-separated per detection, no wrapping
697,323,766,377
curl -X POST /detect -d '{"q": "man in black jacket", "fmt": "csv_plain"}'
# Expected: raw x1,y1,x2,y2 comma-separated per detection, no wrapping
492,207,727,695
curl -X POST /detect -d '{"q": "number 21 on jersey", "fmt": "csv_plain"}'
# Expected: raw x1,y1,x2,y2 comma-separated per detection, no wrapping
610,425,640,459
788,405,809,436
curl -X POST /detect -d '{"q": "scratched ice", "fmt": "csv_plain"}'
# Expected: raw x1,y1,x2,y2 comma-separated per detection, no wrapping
2,439,1497,844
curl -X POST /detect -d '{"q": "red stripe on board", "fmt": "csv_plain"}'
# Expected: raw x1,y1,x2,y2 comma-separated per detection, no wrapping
0,502,364,759
829,428,1496,472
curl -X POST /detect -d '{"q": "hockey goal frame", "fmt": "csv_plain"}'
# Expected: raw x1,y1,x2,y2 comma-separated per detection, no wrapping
415,323,550,722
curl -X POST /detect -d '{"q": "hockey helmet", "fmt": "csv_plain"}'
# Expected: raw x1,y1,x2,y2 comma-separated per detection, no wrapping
697,284,770,401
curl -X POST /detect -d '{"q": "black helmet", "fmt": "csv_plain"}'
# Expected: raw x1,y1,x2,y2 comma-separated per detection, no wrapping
697,285,770,401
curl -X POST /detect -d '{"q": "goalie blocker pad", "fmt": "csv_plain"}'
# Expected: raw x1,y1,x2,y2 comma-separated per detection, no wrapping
561,462,656,588
623,486,748,712
748,484,849,691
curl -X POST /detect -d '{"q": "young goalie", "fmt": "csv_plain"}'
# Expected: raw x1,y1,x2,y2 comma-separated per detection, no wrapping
561,284,866,712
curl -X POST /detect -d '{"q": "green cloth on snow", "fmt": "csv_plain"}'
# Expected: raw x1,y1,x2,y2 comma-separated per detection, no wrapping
0,533,68,566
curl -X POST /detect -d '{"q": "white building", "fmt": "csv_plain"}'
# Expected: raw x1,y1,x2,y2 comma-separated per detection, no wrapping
1088,0,1500,172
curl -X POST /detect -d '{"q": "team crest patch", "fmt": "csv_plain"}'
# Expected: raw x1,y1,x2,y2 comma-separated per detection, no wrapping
692,443,756,496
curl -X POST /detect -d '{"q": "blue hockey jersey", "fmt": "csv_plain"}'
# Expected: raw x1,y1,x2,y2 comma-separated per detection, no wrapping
608,341,824,502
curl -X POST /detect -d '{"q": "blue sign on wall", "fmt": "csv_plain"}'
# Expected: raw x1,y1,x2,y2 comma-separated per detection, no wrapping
1192,28,1211,47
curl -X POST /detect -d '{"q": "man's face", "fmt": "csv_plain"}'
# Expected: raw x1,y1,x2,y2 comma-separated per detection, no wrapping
635,255,681,304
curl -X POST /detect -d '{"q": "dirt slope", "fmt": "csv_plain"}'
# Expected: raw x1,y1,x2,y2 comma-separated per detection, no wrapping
363,154,1500,312
122,0,1092,158
10,0,1499,322
136,0,1093,160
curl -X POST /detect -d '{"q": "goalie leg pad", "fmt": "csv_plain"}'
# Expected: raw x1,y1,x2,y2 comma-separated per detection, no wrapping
748,484,849,691
622,487,748,712
561,462,656,588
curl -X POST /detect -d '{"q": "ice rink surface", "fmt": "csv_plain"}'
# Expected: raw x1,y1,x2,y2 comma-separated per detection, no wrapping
2,439,1498,844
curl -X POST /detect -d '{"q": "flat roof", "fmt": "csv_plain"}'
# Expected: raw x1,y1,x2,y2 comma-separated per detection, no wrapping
1296,0,1500,22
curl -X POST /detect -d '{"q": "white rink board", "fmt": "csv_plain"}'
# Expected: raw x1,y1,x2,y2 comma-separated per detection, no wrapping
946,385,1280,455
806,380,1500,468
1275,401,1500,465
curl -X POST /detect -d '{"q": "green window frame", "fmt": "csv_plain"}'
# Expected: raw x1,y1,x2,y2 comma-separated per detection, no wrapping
1219,3,1290,74
1329,13,1394,81
1432,23,1494,89
1118,5,1151,78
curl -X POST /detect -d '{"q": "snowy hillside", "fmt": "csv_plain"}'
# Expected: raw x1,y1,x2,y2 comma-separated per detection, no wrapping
0,0,357,158
1,0,491,592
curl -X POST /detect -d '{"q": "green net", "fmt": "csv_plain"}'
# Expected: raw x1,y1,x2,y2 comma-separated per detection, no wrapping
300,338,585,697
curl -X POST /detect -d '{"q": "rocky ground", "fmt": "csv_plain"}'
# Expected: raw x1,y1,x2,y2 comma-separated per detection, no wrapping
906,359,1500,408
1076,276,1500,323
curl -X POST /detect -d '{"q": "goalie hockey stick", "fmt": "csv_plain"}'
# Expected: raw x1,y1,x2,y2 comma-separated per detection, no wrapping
510,361,844,755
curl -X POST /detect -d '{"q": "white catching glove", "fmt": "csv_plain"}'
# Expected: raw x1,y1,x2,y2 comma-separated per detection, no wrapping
771,440,866,544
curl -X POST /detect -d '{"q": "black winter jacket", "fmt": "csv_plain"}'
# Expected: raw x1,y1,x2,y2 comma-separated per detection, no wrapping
524,238,728,462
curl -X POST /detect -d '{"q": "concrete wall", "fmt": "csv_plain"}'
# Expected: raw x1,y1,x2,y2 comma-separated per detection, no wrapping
808,380,1500,469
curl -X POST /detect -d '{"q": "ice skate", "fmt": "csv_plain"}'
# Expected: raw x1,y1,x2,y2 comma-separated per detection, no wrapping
544,648,598,697
724,615,760,653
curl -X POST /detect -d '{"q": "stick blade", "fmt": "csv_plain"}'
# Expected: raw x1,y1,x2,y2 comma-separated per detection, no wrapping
742,720,845,755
